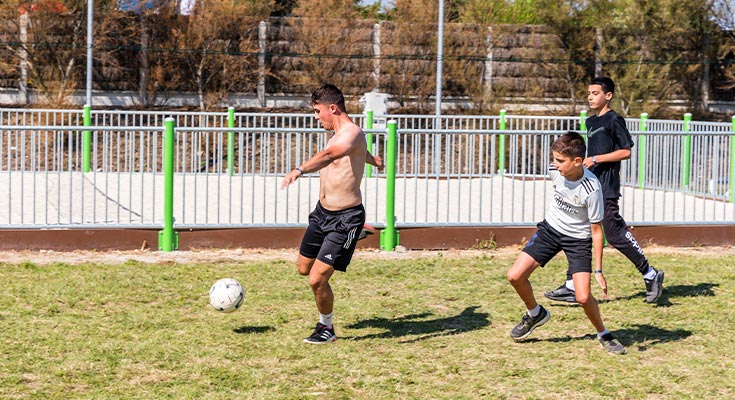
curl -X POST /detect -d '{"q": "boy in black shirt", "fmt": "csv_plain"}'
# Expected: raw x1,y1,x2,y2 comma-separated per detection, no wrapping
543,77,665,304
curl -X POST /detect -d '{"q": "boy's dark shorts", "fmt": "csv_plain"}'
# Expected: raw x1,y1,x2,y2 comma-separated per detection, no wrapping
522,220,592,275
299,201,366,272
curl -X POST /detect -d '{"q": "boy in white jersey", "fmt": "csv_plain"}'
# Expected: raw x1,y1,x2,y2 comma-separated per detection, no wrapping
544,76,663,304
506,132,626,355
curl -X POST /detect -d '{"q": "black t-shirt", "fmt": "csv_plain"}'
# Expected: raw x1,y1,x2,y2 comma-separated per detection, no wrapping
586,110,635,199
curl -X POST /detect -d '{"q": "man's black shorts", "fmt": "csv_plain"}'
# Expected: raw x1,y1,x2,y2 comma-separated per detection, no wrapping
299,201,366,272
522,220,592,275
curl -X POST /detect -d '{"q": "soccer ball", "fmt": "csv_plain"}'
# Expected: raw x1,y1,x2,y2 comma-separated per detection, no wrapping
209,278,244,313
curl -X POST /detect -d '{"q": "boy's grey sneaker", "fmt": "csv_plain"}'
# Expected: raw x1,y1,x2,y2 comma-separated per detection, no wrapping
644,269,665,303
510,306,550,341
543,284,577,303
599,333,627,355
303,323,337,344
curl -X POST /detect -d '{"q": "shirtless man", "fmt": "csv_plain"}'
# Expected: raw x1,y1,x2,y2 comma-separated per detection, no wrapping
281,84,383,344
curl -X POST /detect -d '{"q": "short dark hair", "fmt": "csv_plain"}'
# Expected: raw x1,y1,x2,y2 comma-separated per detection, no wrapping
312,84,346,112
590,76,615,94
552,131,586,159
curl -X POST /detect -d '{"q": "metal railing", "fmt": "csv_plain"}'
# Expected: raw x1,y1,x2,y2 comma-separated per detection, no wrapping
2,109,734,246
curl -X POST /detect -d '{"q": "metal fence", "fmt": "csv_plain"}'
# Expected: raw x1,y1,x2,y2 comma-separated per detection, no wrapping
1,108,734,230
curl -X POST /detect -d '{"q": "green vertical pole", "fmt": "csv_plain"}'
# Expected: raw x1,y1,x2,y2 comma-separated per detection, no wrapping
82,104,91,173
158,117,178,252
638,113,648,189
380,120,399,251
498,109,506,175
681,113,692,189
365,109,374,178
729,115,735,203
227,107,235,177
580,110,587,140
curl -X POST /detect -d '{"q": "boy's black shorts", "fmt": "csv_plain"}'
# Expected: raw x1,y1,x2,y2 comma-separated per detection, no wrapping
299,201,366,272
522,220,592,275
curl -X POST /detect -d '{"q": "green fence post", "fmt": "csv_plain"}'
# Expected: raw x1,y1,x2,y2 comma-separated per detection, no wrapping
730,115,735,203
365,109,374,178
580,110,587,140
380,120,399,251
638,113,648,189
82,104,91,173
681,113,692,190
158,117,178,252
227,107,235,177
498,109,506,175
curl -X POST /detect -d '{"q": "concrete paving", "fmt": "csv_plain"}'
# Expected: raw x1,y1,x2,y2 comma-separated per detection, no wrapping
1,172,732,228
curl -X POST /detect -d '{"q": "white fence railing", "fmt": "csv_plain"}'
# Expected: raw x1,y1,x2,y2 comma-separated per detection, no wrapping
1,109,734,229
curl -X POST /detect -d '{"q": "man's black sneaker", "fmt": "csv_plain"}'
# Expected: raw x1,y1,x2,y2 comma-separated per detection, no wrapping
543,284,577,303
510,306,550,341
599,333,627,355
644,269,665,303
303,323,337,344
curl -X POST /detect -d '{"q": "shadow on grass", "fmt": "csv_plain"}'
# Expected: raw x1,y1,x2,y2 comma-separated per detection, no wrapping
233,326,276,334
547,283,719,308
525,324,692,351
345,306,490,343
616,282,718,307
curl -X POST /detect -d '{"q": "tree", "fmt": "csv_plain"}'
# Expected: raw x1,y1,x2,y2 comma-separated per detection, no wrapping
662,0,723,116
595,0,724,117
381,0,438,110
288,0,374,99
152,0,271,110
0,0,85,105
712,0,734,100
457,0,541,24
533,0,595,114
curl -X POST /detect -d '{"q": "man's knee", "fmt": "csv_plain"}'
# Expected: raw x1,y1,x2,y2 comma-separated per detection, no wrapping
307,260,335,288
296,255,315,276
309,274,329,291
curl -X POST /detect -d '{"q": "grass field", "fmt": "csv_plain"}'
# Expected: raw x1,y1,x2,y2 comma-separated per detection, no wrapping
1,248,734,399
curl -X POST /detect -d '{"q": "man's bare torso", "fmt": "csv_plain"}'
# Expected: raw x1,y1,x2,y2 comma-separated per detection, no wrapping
319,124,367,211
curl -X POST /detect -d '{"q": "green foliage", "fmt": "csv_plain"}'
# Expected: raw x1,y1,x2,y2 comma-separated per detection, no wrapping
1,250,734,398
596,0,725,116
458,0,542,24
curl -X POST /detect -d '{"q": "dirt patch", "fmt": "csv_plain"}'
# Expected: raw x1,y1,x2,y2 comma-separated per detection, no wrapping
0,245,732,265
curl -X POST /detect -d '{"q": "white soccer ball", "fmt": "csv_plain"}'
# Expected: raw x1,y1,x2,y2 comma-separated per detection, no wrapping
209,278,244,313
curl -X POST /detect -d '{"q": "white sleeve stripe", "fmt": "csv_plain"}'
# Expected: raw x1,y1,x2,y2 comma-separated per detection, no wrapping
581,178,595,195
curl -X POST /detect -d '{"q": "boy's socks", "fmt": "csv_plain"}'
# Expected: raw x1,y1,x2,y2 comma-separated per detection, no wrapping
527,305,541,318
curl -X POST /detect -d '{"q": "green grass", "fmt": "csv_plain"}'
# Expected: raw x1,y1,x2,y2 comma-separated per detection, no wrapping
1,250,734,399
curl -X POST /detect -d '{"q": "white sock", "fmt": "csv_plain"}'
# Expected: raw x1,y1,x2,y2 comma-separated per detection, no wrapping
643,267,657,280
527,305,541,318
565,279,575,291
319,312,333,328
597,329,610,339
